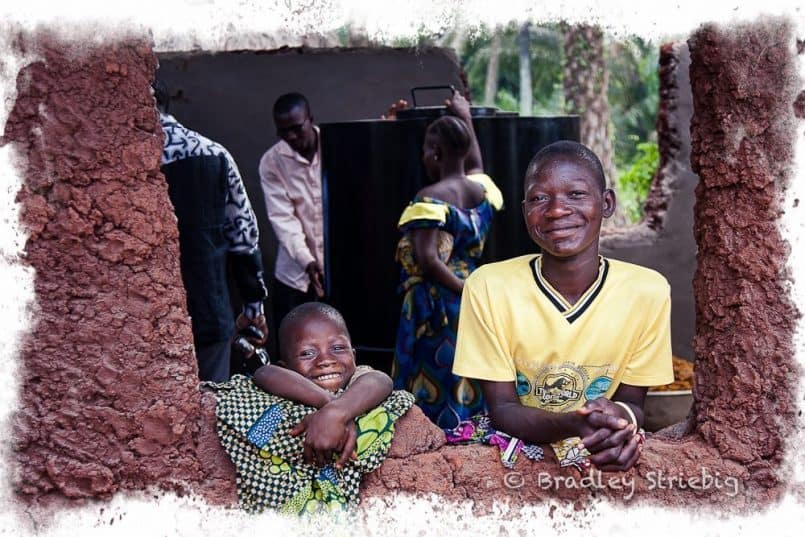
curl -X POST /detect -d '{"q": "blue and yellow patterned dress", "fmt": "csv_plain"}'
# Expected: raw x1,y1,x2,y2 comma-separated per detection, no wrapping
391,173,503,429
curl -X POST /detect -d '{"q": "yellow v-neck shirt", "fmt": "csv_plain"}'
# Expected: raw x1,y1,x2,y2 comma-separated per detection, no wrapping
453,254,674,412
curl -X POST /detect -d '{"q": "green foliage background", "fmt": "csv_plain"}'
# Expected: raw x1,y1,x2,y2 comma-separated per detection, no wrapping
462,23,565,115
459,25,660,224
618,141,659,222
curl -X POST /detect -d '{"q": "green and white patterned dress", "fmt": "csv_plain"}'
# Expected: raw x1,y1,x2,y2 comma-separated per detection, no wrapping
210,374,414,514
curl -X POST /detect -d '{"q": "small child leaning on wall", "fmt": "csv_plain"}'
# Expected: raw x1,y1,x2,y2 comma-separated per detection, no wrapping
211,302,415,515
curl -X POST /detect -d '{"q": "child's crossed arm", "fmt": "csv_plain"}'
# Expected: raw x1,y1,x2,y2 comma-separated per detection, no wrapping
253,365,393,468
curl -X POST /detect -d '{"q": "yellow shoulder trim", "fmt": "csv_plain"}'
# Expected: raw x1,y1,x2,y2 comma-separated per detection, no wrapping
468,173,504,210
397,201,449,228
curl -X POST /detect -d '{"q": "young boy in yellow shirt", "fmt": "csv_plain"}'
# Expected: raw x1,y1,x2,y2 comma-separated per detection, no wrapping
453,141,674,472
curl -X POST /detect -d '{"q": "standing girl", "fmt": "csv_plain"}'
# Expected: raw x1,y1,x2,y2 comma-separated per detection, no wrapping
392,92,503,429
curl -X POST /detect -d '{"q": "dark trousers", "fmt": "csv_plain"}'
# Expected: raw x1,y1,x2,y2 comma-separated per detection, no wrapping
196,340,232,383
163,155,234,382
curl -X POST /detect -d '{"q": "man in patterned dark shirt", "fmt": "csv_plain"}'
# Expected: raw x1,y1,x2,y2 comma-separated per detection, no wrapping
154,79,268,382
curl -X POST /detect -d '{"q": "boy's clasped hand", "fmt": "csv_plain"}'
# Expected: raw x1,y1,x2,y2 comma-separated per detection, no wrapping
575,398,643,472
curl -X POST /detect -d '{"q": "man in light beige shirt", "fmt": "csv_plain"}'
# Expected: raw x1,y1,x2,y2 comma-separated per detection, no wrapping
259,92,325,334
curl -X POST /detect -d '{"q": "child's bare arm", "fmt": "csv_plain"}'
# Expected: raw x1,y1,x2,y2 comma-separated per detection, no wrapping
445,91,483,174
288,370,393,468
326,370,393,421
253,364,334,408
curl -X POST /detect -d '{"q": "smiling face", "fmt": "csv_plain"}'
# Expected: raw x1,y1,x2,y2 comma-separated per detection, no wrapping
521,156,615,260
281,312,356,392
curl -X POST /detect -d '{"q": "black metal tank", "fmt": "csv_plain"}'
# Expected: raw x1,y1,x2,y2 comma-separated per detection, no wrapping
320,90,579,371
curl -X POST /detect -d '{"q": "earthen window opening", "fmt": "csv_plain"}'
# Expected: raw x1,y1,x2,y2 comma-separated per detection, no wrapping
4,19,801,511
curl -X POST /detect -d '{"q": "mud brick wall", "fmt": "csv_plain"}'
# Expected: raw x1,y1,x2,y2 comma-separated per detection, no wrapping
644,42,688,232
688,20,800,487
4,32,209,501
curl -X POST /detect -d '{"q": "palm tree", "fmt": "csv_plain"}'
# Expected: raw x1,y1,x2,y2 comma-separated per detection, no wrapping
461,23,563,114
518,23,533,116
562,23,625,225
483,29,502,105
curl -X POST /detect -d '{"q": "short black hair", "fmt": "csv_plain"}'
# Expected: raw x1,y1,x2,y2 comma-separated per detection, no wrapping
152,78,170,113
278,302,350,362
426,115,471,159
273,92,311,118
525,140,607,192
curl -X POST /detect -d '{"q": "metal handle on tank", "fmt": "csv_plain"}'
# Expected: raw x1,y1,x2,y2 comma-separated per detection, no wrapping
410,85,456,108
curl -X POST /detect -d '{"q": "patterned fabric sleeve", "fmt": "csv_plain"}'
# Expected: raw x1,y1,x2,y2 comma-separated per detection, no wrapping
397,200,450,232
220,149,261,255
467,173,504,211
159,113,261,256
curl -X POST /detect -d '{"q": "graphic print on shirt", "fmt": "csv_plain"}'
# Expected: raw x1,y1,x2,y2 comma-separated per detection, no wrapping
160,114,259,253
517,363,615,412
